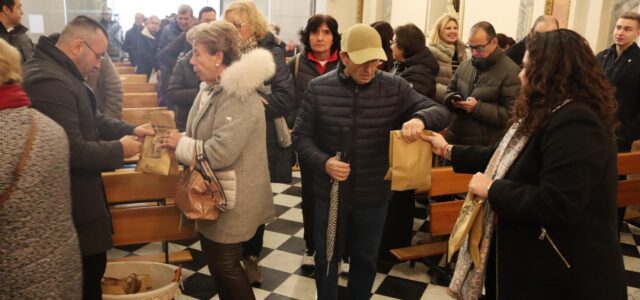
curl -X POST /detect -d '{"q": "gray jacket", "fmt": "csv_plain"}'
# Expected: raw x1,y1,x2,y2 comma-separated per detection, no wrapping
177,49,276,243
87,56,123,119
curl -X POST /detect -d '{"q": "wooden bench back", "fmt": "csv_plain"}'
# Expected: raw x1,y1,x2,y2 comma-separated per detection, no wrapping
102,169,179,204
116,66,136,74
114,62,132,68
123,83,157,93
120,74,147,84
123,92,158,108
102,169,194,246
617,152,640,207
428,151,640,237
122,107,167,126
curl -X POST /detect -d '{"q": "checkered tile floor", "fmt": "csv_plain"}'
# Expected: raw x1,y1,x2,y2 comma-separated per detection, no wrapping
107,171,640,299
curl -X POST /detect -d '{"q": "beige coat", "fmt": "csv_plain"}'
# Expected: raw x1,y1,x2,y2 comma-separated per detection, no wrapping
428,41,467,103
177,49,276,243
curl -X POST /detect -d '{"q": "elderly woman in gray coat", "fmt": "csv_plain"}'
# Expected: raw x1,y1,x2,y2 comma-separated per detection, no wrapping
162,21,275,300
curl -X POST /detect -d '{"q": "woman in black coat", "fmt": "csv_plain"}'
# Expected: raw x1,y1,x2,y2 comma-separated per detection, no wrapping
423,29,626,299
391,23,439,98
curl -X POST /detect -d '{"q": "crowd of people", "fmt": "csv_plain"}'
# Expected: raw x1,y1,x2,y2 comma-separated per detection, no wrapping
1,0,638,299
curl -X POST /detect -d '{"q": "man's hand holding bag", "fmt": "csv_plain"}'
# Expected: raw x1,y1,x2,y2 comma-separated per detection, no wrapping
384,130,433,191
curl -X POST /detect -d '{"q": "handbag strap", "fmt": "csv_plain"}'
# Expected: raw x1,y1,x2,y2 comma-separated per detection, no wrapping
195,140,215,180
194,140,227,207
0,110,37,208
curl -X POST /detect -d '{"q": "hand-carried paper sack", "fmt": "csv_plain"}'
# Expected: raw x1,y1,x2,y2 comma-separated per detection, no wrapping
136,111,179,176
447,193,486,268
384,130,433,191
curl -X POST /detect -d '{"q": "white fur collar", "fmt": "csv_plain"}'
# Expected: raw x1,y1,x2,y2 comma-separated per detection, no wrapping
219,48,275,98
141,27,155,40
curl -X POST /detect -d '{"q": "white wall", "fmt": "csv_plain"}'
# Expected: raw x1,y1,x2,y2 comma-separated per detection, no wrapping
322,0,357,32
389,0,427,30
22,0,66,41
425,0,449,36
568,0,612,51
461,0,520,41
362,0,381,24
270,0,313,43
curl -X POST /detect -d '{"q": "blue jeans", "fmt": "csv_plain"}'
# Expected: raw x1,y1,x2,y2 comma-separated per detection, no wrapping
314,198,388,300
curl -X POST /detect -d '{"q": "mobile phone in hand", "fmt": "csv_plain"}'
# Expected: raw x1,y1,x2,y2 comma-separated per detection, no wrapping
452,94,465,102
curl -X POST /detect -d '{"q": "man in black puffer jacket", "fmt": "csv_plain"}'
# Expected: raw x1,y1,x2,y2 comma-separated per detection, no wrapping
293,24,450,300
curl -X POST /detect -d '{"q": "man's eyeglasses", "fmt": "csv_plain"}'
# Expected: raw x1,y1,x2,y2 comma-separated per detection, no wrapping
82,40,105,61
466,40,491,52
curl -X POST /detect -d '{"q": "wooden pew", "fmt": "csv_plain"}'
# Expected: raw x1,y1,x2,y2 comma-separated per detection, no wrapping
122,107,167,126
114,62,132,68
123,83,157,93
390,167,469,284
102,169,194,264
116,66,136,74
123,92,158,108
391,151,640,284
120,74,147,84
618,152,640,221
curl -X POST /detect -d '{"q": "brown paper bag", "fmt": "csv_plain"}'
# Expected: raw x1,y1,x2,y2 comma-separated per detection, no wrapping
447,193,484,263
384,130,432,191
136,111,179,176
469,202,485,268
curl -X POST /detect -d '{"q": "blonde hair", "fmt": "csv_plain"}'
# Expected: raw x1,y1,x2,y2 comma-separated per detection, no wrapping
429,13,460,45
224,0,269,40
194,20,242,66
0,39,22,84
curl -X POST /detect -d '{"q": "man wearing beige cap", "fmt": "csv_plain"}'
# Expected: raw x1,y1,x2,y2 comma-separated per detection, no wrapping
293,23,450,299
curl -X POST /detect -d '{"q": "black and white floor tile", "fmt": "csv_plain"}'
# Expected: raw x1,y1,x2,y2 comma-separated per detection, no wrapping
107,171,640,299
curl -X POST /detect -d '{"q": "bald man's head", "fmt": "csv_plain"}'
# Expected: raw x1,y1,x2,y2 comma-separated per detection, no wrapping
532,15,559,33
56,16,108,78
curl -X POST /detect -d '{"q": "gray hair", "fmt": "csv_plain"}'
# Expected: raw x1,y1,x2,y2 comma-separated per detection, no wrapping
194,20,242,66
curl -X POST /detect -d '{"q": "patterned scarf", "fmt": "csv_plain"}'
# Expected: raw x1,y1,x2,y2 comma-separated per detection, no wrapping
448,100,572,299
239,37,259,55
447,121,528,299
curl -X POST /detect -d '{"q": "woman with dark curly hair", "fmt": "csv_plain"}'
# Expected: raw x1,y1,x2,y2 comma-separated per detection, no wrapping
423,29,626,299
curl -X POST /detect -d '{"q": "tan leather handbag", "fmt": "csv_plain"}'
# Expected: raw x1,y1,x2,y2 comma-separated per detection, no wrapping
175,140,226,220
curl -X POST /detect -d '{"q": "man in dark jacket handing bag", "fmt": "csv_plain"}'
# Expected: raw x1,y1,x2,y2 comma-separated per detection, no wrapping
293,24,450,300
22,16,154,299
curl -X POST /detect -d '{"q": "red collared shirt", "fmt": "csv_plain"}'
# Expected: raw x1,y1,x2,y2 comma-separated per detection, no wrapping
307,50,339,75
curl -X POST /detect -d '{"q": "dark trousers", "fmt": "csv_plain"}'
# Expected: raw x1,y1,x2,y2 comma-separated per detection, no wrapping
200,235,256,300
379,190,415,259
81,252,107,300
300,158,316,251
314,199,388,300
242,224,265,258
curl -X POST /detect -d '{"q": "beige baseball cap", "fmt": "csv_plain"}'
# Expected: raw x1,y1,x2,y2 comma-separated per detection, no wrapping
341,24,387,64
